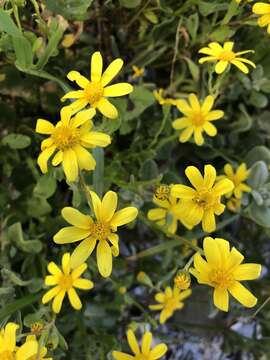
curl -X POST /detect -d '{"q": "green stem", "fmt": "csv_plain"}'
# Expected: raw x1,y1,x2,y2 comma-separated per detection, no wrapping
92,147,104,197
11,1,22,32
252,295,270,318
126,0,152,28
79,171,92,209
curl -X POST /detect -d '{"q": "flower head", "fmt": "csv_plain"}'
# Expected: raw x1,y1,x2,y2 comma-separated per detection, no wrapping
174,270,191,290
0,323,38,360
148,186,193,234
172,94,224,146
219,163,251,199
54,191,138,277
149,286,192,324
132,65,145,79
153,88,177,106
36,107,111,182
253,2,270,34
198,42,256,74
190,237,261,312
42,253,93,314
61,51,133,119
112,330,167,360
171,165,234,232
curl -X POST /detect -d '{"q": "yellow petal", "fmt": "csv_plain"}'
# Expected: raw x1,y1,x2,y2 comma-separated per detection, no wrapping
97,240,112,277
101,58,123,87
67,70,89,89
62,148,78,182
188,93,201,112
202,210,216,233
126,330,140,355
70,237,97,268
45,275,58,286
53,226,91,244
61,253,71,275
71,263,87,278
172,117,191,130
60,106,72,126
228,281,257,308
230,59,249,74
68,98,89,113
185,166,204,189
147,208,166,221
224,41,234,51
89,190,102,219
52,150,63,166
36,119,54,134
215,60,228,74
213,288,229,312
62,207,92,229
150,344,168,359
171,185,196,199
176,99,193,116
73,278,94,290
61,90,85,101
112,351,134,360
205,110,224,121
233,264,261,280
16,340,38,360
203,236,221,267
194,128,204,146
52,289,66,313
72,109,96,128
73,145,96,170
203,122,217,136
3,323,18,352
110,207,138,227
227,247,244,270
212,178,234,196
42,286,61,304
48,262,62,275
81,131,111,147
91,51,103,82
37,146,56,173
252,3,270,14
142,332,152,355
67,288,82,310
179,126,193,142
97,98,118,119
103,83,133,97
201,95,214,114
193,253,210,273
204,164,216,188
101,191,118,222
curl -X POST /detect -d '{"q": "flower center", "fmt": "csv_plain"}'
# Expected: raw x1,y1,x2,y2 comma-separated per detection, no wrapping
0,351,15,360
59,274,73,290
154,185,170,201
209,269,234,289
219,50,235,61
192,111,206,126
84,82,104,105
91,221,111,241
193,189,216,209
52,126,80,151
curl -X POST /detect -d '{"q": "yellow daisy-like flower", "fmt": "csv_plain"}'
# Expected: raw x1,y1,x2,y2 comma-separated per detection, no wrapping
190,236,261,312
174,270,191,290
198,42,256,74
132,65,145,79
0,323,38,360
171,165,234,233
36,107,111,182
172,94,224,146
42,252,93,314
147,186,193,234
253,2,270,34
112,330,167,360
61,51,133,119
153,88,177,106
149,286,192,324
25,335,52,360
227,197,241,212
219,163,251,199
53,190,138,278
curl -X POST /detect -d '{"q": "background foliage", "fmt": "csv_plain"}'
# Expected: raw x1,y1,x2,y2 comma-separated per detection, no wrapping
1,0,270,359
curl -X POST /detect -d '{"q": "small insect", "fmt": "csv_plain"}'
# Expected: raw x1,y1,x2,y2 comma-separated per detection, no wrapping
154,185,170,201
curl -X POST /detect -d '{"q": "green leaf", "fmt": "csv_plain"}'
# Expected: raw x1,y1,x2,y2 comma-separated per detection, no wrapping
247,202,270,228
221,0,238,25
126,86,155,121
45,0,94,20
249,90,268,108
0,9,21,37
198,1,226,16
8,222,42,253
140,159,159,180
1,268,31,286
185,58,200,81
144,10,158,24
120,0,141,8
248,161,269,188
245,146,270,166
13,35,33,69
34,174,57,199
0,292,41,323
2,133,31,149
210,26,235,42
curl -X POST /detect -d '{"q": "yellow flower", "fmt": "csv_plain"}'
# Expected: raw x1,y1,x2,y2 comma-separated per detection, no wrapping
227,197,241,212
190,236,261,312
36,107,111,182
112,330,167,360
253,2,270,34
61,51,133,119
53,190,138,277
0,322,38,360
172,94,224,146
42,252,93,314
198,42,256,74
149,286,191,324
132,65,145,79
147,186,193,234
174,270,191,290
171,165,234,232
219,163,251,199
153,88,177,106
61,33,76,48
25,335,52,360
